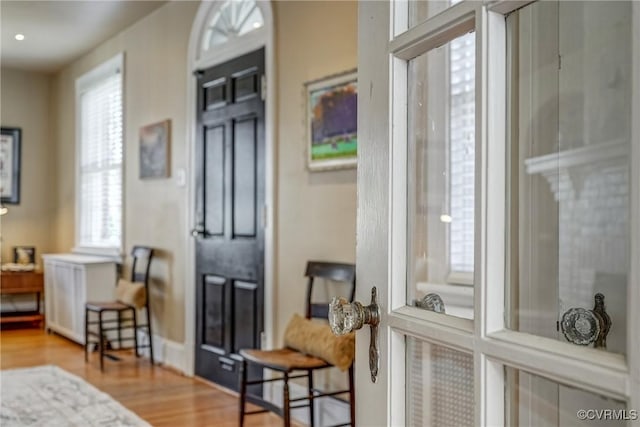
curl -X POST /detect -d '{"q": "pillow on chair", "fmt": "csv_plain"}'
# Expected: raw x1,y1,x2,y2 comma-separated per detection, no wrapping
115,279,146,308
283,313,355,371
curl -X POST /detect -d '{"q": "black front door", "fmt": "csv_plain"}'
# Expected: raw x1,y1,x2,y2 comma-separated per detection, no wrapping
194,48,265,390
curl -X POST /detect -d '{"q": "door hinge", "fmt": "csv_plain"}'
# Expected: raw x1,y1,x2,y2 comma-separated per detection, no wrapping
558,54,562,70
261,74,266,101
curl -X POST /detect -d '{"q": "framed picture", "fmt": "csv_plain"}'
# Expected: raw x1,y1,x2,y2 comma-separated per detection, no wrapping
0,127,21,204
13,246,35,265
139,119,171,179
306,70,357,171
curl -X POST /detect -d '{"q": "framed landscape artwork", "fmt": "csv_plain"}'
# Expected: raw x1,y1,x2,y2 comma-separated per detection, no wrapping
0,127,21,204
306,70,357,171
139,119,171,179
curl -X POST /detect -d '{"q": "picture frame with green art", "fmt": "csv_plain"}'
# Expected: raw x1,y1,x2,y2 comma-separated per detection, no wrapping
305,70,357,171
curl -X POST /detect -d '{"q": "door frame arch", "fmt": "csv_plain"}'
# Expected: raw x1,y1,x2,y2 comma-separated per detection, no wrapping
184,0,276,376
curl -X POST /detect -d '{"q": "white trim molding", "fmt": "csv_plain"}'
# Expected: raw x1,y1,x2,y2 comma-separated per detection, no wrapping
184,0,276,377
136,331,188,373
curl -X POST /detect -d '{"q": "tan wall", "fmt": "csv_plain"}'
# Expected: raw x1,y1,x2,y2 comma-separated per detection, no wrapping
51,1,199,342
0,68,55,264
37,0,357,354
273,1,358,343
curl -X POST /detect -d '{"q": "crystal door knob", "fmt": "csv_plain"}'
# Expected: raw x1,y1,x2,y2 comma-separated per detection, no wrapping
329,294,380,335
560,293,611,349
416,293,446,313
328,287,381,383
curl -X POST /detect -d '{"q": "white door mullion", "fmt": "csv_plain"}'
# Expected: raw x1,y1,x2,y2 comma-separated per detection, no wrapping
479,333,627,400
630,0,640,413
389,311,474,352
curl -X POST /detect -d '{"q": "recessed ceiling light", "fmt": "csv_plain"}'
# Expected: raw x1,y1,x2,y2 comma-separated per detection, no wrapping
252,22,262,29
15,34,25,41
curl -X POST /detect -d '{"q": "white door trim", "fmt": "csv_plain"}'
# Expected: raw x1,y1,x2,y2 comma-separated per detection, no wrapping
183,0,276,376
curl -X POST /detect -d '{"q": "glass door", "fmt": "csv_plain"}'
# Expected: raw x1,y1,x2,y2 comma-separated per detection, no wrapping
354,1,639,425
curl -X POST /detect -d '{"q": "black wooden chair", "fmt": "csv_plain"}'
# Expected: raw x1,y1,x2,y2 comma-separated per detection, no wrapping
84,246,155,371
239,261,356,427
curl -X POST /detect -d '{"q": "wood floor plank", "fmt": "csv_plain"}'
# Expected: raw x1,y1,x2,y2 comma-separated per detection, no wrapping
0,328,292,426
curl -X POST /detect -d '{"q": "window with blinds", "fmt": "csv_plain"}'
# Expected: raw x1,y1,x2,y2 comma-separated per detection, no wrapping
76,55,123,251
448,31,475,277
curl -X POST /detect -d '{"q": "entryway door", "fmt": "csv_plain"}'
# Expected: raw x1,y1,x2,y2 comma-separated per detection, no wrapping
353,1,639,425
194,48,265,391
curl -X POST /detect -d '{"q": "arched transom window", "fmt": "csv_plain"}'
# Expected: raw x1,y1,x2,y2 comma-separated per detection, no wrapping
202,0,265,51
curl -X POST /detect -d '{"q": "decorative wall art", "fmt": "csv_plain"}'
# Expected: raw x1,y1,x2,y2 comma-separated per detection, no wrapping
13,246,35,265
305,70,357,171
0,127,21,204
139,119,171,179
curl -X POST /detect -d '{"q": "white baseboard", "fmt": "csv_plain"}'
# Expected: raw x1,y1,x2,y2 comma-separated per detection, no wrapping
136,331,186,373
267,381,351,426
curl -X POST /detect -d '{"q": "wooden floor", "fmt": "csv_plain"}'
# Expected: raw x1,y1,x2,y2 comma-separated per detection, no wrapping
0,327,289,427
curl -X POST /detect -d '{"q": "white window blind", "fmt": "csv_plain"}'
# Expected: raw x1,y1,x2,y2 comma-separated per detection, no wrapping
76,57,123,250
449,31,475,275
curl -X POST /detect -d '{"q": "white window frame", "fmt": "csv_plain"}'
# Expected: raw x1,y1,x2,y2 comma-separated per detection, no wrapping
73,53,124,258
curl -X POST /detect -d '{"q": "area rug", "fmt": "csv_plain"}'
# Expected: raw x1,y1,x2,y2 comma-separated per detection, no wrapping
0,365,150,426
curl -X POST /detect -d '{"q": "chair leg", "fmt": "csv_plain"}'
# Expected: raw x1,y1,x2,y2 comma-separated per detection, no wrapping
239,359,248,427
117,311,122,349
145,306,154,365
133,308,139,357
84,308,89,362
308,370,315,427
98,311,104,372
283,372,291,427
349,365,355,427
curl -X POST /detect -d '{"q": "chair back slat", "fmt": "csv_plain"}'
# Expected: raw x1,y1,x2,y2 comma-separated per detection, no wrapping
130,246,154,289
305,261,355,282
309,303,329,320
304,261,355,320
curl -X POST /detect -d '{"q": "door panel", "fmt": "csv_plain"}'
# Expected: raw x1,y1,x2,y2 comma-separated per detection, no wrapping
406,337,474,427
195,48,265,390
203,275,225,348
357,1,638,426
204,125,225,236
506,0,631,355
233,117,257,237
506,367,628,427
233,281,258,353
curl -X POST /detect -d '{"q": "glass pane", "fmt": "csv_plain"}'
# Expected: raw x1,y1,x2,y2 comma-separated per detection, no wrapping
407,337,474,426
505,367,630,426
408,0,463,28
506,1,631,355
203,0,264,51
408,31,476,320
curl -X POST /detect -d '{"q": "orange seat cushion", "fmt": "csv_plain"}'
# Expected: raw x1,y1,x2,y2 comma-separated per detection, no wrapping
283,313,355,371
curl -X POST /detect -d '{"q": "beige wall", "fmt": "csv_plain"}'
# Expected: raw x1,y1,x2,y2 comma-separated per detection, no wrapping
273,1,358,343
19,0,357,355
51,1,199,342
0,68,55,264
